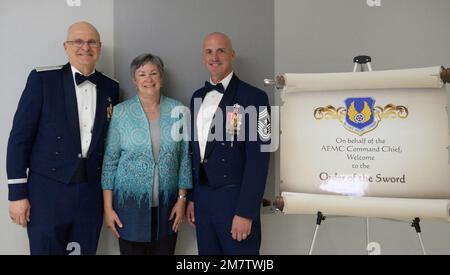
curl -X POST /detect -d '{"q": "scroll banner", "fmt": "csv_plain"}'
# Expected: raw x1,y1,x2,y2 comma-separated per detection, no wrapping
280,66,450,221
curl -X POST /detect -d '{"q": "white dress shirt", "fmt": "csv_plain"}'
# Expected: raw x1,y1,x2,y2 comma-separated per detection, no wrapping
197,72,233,162
71,66,97,158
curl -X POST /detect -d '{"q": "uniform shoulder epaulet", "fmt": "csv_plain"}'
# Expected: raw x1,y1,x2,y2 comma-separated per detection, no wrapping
35,65,64,72
98,71,120,84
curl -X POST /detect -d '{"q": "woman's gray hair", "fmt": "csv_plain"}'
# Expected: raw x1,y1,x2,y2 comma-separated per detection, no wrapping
130,53,164,78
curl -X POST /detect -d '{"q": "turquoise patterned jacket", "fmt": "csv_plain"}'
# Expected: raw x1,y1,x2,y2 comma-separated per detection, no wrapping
102,96,192,211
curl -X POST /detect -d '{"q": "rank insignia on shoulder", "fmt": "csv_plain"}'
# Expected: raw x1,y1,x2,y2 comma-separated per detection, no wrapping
35,65,64,72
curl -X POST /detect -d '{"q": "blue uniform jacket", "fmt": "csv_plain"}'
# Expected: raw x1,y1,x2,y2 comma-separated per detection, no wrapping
101,95,192,242
190,74,271,220
7,63,119,201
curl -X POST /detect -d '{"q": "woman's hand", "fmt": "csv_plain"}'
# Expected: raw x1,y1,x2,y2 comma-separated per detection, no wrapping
104,208,123,239
170,198,187,233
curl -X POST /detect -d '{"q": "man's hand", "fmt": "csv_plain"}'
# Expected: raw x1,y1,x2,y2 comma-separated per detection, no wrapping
9,199,31,228
231,215,252,242
186,201,196,228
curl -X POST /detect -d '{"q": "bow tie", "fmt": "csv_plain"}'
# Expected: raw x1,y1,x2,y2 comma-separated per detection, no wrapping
204,81,225,94
75,72,98,86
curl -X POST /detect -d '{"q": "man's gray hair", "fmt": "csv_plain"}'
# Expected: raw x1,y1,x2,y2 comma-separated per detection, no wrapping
130,53,164,78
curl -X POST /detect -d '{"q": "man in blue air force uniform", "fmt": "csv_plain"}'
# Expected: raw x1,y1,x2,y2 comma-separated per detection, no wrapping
187,32,271,255
7,22,119,255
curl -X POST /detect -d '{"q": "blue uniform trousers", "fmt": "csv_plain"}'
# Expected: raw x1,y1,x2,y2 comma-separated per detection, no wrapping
26,172,103,255
194,183,261,255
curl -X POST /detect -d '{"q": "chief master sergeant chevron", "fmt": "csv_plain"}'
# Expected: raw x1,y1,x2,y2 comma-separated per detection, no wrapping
6,21,119,255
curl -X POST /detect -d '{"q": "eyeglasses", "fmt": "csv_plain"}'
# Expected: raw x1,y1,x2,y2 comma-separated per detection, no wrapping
66,39,101,48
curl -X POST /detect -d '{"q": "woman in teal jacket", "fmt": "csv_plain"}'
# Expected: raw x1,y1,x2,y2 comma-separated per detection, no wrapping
101,53,192,255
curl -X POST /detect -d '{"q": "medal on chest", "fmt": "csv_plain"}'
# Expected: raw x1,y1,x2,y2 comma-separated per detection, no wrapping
107,97,113,122
226,104,243,147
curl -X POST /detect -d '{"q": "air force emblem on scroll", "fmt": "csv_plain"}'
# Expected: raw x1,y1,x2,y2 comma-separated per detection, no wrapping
344,98,377,135
314,97,409,136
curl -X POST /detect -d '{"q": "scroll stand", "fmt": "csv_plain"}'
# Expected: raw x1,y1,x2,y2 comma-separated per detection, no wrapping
308,56,427,255
265,56,431,255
